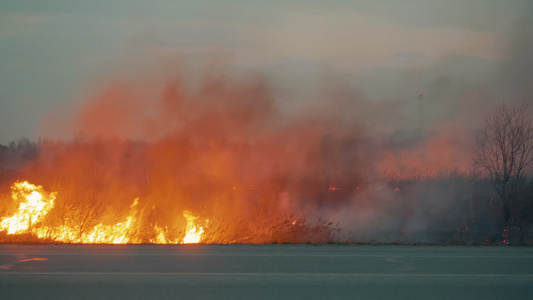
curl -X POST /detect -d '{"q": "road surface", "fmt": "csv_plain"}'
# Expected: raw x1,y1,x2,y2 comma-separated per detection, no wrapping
1,244,532,299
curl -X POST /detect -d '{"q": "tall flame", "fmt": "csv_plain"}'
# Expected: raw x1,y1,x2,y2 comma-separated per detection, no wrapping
0,181,56,236
182,210,204,244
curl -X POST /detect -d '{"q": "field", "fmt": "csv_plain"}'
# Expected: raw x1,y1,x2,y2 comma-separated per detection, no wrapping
1,244,533,299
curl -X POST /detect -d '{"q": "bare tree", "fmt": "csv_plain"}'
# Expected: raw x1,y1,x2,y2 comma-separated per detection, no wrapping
474,103,533,243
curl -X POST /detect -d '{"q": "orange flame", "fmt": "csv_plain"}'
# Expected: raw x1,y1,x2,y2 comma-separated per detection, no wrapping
0,181,56,236
52,198,141,244
182,210,204,244
0,181,209,244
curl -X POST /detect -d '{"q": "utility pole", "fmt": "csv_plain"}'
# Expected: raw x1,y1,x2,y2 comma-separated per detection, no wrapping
418,92,424,137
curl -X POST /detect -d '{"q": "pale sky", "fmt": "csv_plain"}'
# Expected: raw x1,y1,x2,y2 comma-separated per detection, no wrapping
0,0,530,144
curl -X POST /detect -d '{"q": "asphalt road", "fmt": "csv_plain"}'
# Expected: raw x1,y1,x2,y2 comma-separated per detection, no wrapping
1,244,532,299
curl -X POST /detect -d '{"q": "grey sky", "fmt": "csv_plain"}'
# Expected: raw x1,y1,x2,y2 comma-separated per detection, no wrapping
0,0,529,143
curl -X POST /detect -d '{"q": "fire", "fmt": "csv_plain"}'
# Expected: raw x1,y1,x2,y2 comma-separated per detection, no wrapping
182,210,204,244
0,181,56,236
0,181,210,244
52,198,142,244
0,177,333,244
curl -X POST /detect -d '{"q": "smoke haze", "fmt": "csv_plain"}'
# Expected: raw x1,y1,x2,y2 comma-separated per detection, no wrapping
1,1,532,244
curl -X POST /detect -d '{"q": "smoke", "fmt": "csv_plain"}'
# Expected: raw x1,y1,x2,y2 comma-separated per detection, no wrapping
497,1,533,101
2,2,531,243
0,61,475,243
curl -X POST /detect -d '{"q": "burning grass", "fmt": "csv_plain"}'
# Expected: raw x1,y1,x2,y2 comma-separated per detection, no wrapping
0,180,339,244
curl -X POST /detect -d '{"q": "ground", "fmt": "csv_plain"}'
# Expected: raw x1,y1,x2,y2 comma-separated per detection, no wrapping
1,244,532,299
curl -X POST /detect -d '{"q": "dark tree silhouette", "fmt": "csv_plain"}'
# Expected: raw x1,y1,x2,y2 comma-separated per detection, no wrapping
474,103,533,243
